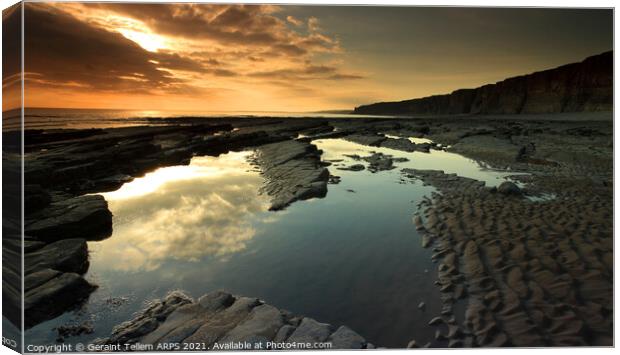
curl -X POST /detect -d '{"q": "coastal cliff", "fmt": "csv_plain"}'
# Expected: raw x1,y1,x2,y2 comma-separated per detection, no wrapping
354,51,612,115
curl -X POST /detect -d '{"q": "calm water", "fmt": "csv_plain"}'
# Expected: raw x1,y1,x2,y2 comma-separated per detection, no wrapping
25,138,518,348
5,108,396,130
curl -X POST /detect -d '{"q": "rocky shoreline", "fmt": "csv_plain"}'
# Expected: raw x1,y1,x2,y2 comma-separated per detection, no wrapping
6,112,612,347
15,118,338,328
93,290,373,350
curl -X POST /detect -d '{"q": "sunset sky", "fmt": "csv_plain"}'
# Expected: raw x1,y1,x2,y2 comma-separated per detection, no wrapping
2,3,613,112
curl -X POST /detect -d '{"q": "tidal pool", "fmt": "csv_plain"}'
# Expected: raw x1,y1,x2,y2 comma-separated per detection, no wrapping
25,138,519,348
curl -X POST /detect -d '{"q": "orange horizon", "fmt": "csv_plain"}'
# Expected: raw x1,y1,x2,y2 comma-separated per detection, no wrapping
2,3,613,113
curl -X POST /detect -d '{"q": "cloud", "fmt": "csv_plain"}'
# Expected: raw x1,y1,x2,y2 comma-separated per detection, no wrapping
286,15,303,27
308,16,321,32
97,152,276,272
248,64,363,81
24,4,209,95
22,3,365,110
3,3,22,110
86,4,340,55
328,73,365,80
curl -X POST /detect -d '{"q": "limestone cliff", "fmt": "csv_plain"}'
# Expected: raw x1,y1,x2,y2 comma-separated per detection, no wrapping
354,51,612,115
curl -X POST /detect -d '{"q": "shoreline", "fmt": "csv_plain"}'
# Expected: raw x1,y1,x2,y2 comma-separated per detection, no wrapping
7,113,612,348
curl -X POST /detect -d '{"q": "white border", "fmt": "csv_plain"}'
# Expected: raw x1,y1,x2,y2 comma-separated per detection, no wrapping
0,1,616,355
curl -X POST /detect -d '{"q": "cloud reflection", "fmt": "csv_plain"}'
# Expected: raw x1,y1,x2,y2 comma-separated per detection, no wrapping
94,151,273,272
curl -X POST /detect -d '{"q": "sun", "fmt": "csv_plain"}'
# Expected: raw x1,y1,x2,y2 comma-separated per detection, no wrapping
117,28,167,52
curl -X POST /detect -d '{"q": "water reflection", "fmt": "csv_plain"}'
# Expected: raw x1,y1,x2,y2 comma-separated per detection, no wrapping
95,151,272,272
383,134,434,145
316,138,518,187
28,138,526,348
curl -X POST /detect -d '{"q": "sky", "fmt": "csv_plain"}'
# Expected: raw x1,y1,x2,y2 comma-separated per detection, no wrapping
2,3,613,112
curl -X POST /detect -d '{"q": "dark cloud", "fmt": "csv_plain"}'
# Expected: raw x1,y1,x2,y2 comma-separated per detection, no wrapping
23,4,208,94
20,2,359,106
3,3,21,84
248,64,363,81
91,4,338,55
205,68,238,77
327,73,364,80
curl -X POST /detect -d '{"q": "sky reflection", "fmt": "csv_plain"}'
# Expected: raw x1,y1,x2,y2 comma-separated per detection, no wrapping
316,138,518,187
28,137,529,348
95,151,272,272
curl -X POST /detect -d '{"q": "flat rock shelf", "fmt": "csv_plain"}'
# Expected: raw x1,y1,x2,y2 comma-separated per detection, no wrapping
94,290,373,350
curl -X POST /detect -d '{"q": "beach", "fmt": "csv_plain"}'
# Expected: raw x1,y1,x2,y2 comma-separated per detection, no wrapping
4,111,611,348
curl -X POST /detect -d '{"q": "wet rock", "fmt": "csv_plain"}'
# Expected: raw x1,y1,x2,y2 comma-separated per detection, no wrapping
273,325,296,343
337,164,365,171
286,317,333,343
97,290,367,349
343,134,386,147
364,153,394,172
25,269,97,328
347,152,402,172
219,304,284,343
99,291,194,345
497,181,522,195
25,238,89,275
253,140,329,211
416,143,432,152
428,317,444,326
448,339,463,348
381,137,416,152
328,175,341,184
447,324,462,338
421,235,432,248
178,297,261,345
56,321,94,341
406,340,418,348
197,290,235,311
413,215,425,230
435,330,447,341
328,326,366,349
24,185,51,214
25,194,112,242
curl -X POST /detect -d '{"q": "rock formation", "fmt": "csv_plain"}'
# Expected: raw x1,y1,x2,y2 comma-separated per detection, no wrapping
354,51,612,115
94,290,373,350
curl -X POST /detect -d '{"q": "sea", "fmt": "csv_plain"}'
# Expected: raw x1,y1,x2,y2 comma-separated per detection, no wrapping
2,108,396,131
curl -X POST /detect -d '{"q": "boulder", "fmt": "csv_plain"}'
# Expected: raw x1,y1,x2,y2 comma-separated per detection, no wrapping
273,325,296,342
497,181,522,195
328,326,366,349
286,317,333,343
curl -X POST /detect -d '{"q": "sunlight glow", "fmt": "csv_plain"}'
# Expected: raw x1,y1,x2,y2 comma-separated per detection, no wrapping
102,151,259,200
117,28,167,52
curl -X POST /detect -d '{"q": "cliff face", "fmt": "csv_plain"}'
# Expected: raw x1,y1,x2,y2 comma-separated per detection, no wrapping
354,51,612,115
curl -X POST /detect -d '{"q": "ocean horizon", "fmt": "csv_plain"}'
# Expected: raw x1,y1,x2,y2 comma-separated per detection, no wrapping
2,107,398,130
